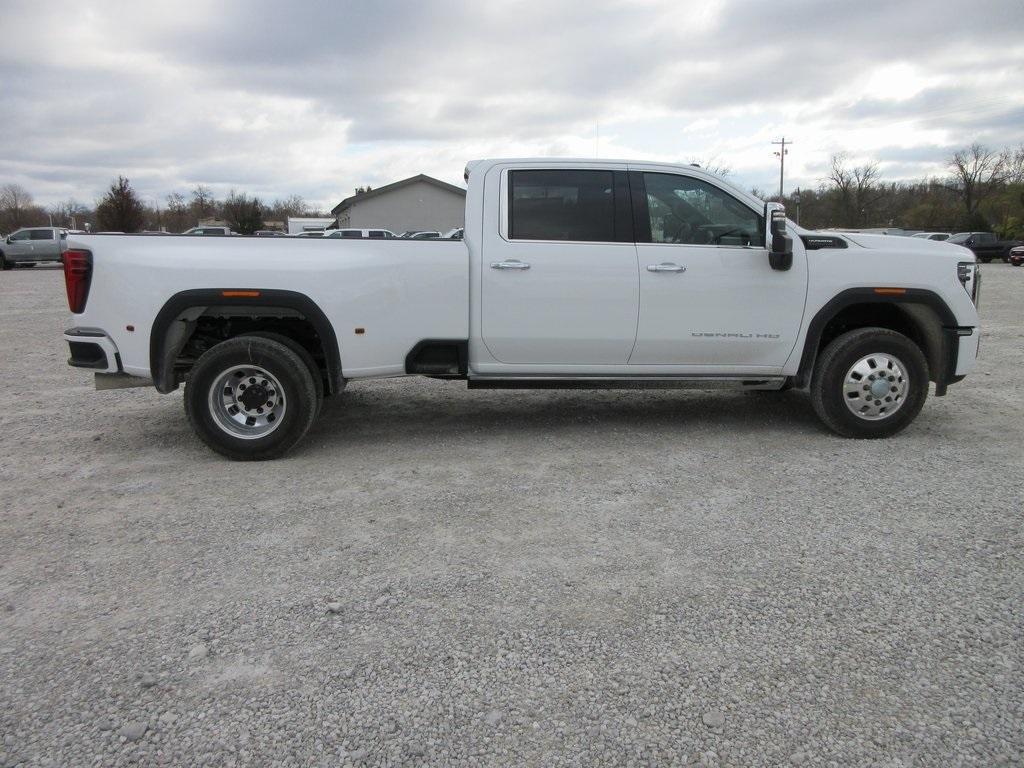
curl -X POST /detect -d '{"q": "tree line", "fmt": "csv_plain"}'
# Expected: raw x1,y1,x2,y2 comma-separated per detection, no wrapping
2,142,1022,236
767,143,1024,236
0,180,328,235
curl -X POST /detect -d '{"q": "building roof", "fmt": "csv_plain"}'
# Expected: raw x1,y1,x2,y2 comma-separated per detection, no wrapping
331,174,466,215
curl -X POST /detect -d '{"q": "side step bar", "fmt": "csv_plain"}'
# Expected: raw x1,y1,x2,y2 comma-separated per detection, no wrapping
466,376,787,391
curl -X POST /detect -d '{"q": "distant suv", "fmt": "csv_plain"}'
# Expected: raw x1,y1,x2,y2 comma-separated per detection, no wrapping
183,226,236,236
910,232,951,241
947,232,1022,263
0,227,67,269
324,228,397,239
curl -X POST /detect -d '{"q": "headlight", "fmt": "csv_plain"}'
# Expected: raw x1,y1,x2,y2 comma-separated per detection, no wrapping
958,261,980,306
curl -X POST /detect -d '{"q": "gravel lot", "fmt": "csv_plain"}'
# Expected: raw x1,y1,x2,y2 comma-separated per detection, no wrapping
0,265,1021,767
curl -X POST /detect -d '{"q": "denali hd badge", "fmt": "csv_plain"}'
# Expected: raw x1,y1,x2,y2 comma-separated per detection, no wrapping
691,332,781,339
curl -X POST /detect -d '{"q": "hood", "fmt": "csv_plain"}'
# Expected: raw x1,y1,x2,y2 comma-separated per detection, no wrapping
819,231,976,262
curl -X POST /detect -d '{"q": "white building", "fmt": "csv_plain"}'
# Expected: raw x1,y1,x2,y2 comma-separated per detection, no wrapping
331,174,466,233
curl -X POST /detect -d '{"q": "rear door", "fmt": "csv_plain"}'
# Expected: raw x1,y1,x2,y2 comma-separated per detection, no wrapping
29,228,59,258
480,167,638,365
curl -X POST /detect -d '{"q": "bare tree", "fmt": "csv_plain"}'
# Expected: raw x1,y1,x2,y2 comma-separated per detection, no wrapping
947,143,1008,218
826,153,884,225
190,185,217,221
164,192,191,232
0,183,35,230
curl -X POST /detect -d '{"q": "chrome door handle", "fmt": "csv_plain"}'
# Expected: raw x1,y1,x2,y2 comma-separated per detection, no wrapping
647,263,686,273
491,260,530,270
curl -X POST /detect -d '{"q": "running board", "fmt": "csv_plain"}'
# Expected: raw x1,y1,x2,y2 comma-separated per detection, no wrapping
466,376,787,391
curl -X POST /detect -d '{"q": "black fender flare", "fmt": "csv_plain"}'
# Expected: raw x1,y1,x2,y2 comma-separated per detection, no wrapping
150,288,342,394
794,288,963,394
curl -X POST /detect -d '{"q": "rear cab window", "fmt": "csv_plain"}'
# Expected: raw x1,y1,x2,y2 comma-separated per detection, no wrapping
29,229,55,241
508,169,631,243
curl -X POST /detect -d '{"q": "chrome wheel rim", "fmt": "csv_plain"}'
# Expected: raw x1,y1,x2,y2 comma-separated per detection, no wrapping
208,365,286,439
843,353,909,421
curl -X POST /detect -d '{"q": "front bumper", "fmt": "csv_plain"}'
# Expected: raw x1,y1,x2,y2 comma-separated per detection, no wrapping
64,328,121,373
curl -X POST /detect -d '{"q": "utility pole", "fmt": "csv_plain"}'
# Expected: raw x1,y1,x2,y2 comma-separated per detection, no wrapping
772,137,791,198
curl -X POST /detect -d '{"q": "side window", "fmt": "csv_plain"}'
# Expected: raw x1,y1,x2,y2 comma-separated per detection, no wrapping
509,169,616,242
10,230,30,241
341,230,362,239
30,229,55,241
368,230,386,239
642,173,764,247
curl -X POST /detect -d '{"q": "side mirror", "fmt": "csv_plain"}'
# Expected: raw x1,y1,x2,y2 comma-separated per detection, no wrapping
4,236,10,244
764,202,793,271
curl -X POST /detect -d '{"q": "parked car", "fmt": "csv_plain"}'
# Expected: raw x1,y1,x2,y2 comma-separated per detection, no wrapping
254,230,287,237
0,226,67,269
946,232,1022,262
444,228,464,240
291,231,327,238
60,158,981,459
910,232,951,241
324,228,397,239
183,226,236,236
1009,245,1024,267
398,230,442,239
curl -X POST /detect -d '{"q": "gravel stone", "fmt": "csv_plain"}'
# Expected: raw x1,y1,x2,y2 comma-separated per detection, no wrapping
117,722,147,742
325,601,343,614
701,710,725,728
188,643,209,661
0,267,1021,766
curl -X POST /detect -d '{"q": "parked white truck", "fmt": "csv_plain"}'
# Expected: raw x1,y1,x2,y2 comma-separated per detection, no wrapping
61,159,981,459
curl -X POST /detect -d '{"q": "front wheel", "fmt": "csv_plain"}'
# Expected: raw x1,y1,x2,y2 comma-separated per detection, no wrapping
810,328,929,439
184,336,320,460
0,254,9,271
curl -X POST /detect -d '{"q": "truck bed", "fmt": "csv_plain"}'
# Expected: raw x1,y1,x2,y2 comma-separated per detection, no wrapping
68,234,470,380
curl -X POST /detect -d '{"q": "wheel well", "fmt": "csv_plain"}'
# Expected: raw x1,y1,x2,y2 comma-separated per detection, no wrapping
799,301,946,387
171,308,329,391
151,289,343,395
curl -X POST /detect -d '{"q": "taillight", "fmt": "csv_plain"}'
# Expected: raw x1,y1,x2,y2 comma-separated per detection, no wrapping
63,249,92,313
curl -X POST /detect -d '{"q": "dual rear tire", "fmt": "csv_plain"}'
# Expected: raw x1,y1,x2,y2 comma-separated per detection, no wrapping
184,336,323,460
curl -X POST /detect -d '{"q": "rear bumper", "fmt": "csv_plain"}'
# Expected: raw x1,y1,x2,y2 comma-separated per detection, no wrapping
64,328,121,373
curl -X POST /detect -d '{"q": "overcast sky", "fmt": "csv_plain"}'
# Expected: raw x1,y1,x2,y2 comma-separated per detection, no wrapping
2,0,1023,210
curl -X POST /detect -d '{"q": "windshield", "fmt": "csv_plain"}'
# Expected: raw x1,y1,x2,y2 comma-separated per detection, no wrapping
947,233,971,244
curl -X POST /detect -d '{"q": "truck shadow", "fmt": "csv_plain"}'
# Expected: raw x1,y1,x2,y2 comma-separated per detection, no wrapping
306,382,823,448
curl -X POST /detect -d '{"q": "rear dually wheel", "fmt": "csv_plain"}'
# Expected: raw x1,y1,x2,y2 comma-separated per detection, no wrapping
184,336,319,460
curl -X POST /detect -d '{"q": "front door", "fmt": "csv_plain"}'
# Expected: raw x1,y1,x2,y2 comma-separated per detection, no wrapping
6,229,32,260
629,171,807,368
481,168,639,365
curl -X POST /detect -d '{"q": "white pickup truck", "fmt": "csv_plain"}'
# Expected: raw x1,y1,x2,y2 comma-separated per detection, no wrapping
61,159,981,460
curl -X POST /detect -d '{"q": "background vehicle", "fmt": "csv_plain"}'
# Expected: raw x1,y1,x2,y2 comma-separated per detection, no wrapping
0,226,67,269
947,231,1022,262
444,228,464,239
910,232,951,241
61,159,981,460
291,231,326,238
324,228,397,239
183,226,236,236
398,230,441,239
1009,245,1024,266
254,230,287,237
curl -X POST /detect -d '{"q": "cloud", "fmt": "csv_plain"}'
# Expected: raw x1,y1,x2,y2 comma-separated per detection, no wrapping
1,0,1022,208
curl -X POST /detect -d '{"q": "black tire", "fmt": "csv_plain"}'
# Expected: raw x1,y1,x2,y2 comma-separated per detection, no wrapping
1012,261,1022,267
0,254,9,271
184,336,319,460
810,327,929,439
242,331,325,415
